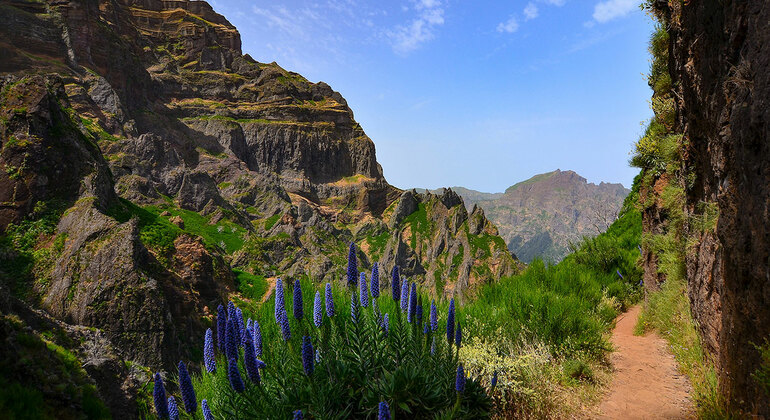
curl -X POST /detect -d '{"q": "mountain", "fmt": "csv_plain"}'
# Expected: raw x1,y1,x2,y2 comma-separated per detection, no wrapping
0,0,517,416
424,170,629,263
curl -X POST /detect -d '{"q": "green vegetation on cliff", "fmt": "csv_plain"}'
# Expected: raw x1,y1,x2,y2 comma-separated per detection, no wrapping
632,5,735,418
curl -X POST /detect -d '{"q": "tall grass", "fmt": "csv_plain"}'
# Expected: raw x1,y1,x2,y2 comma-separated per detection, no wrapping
464,209,642,360
457,199,643,417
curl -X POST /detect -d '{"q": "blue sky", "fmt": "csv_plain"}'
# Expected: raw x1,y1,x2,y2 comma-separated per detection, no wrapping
209,0,653,192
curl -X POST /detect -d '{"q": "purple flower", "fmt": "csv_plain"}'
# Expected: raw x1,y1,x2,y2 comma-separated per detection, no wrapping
302,336,314,376
416,303,423,326
455,364,466,393
372,297,382,325
216,304,227,352
351,291,359,323
235,308,246,347
616,269,624,280
430,337,436,355
407,282,417,323
178,361,197,413
153,372,169,419
371,263,380,298
347,242,358,288
274,278,285,324
313,291,323,327
227,301,236,319
400,279,409,312
359,273,369,308
293,279,304,320
225,317,238,362
325,283,335,318
243,332,261,384
423,323,429,335
491,371,498,388
253,320,263,357
228,358,245,393
382,313,390,337
455,322,462,348
447,298,455,345
204,328,216,373
391,266,400,302
430,300,438,332
167,396,179,420
202,399,214,420
378,401,390,420
279,310,291,342
293,410,303,420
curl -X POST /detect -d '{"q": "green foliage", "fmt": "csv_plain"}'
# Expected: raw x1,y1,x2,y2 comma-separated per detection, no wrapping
109,195,244,261
402,202,430,248
465,209,642,361
0,379,46,420
79,117,119,143
562,359,595,383
0,315,111,419
753,339,770,398
365,232,389,260
193,281,490,419
467,232,506,259
647,25,671,95
0,200,67,297
233,269,268,301
264,213,281,230
107,199,180,259
459,333,561,418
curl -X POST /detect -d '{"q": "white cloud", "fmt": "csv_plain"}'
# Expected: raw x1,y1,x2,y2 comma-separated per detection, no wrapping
524,2,539,20
543,0,565,5
496,16,519,33
389,0,445,54
592,0,637,23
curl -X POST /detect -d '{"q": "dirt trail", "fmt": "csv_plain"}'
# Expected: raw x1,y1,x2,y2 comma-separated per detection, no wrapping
596,305,694,419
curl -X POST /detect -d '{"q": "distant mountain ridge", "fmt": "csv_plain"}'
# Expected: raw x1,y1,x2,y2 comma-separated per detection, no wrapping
419,170,630,262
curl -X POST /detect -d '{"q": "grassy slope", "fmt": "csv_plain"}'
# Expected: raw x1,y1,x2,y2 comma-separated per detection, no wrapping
453,183,643,417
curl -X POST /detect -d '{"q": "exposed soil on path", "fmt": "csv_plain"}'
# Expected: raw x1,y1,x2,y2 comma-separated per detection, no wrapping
596,305,694,419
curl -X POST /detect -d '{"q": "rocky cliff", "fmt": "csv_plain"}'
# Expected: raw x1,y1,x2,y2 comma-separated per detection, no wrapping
643,1,770,415
427,170,629,262
0,0,517,416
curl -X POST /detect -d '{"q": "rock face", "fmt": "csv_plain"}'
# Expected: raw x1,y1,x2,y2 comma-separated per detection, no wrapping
376,189,518,299
649,1,770,415
432,170,629,262
0,1,518,415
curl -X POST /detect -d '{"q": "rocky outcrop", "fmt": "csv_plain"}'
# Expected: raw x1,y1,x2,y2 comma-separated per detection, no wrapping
0,75,116,227
649,1,770,415
438,170,629,262
0,3,518,415
376,188,519,299
0,280,146,418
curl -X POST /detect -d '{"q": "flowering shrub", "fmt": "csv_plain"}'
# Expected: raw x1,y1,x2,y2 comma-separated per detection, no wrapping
153,249,490,419
459,330,560,418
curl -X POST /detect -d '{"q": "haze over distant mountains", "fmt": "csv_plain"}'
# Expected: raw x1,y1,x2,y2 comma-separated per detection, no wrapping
419,170,630,263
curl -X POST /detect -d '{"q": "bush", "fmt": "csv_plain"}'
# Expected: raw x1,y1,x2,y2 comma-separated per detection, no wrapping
562,359,594,383
157,275,490,419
